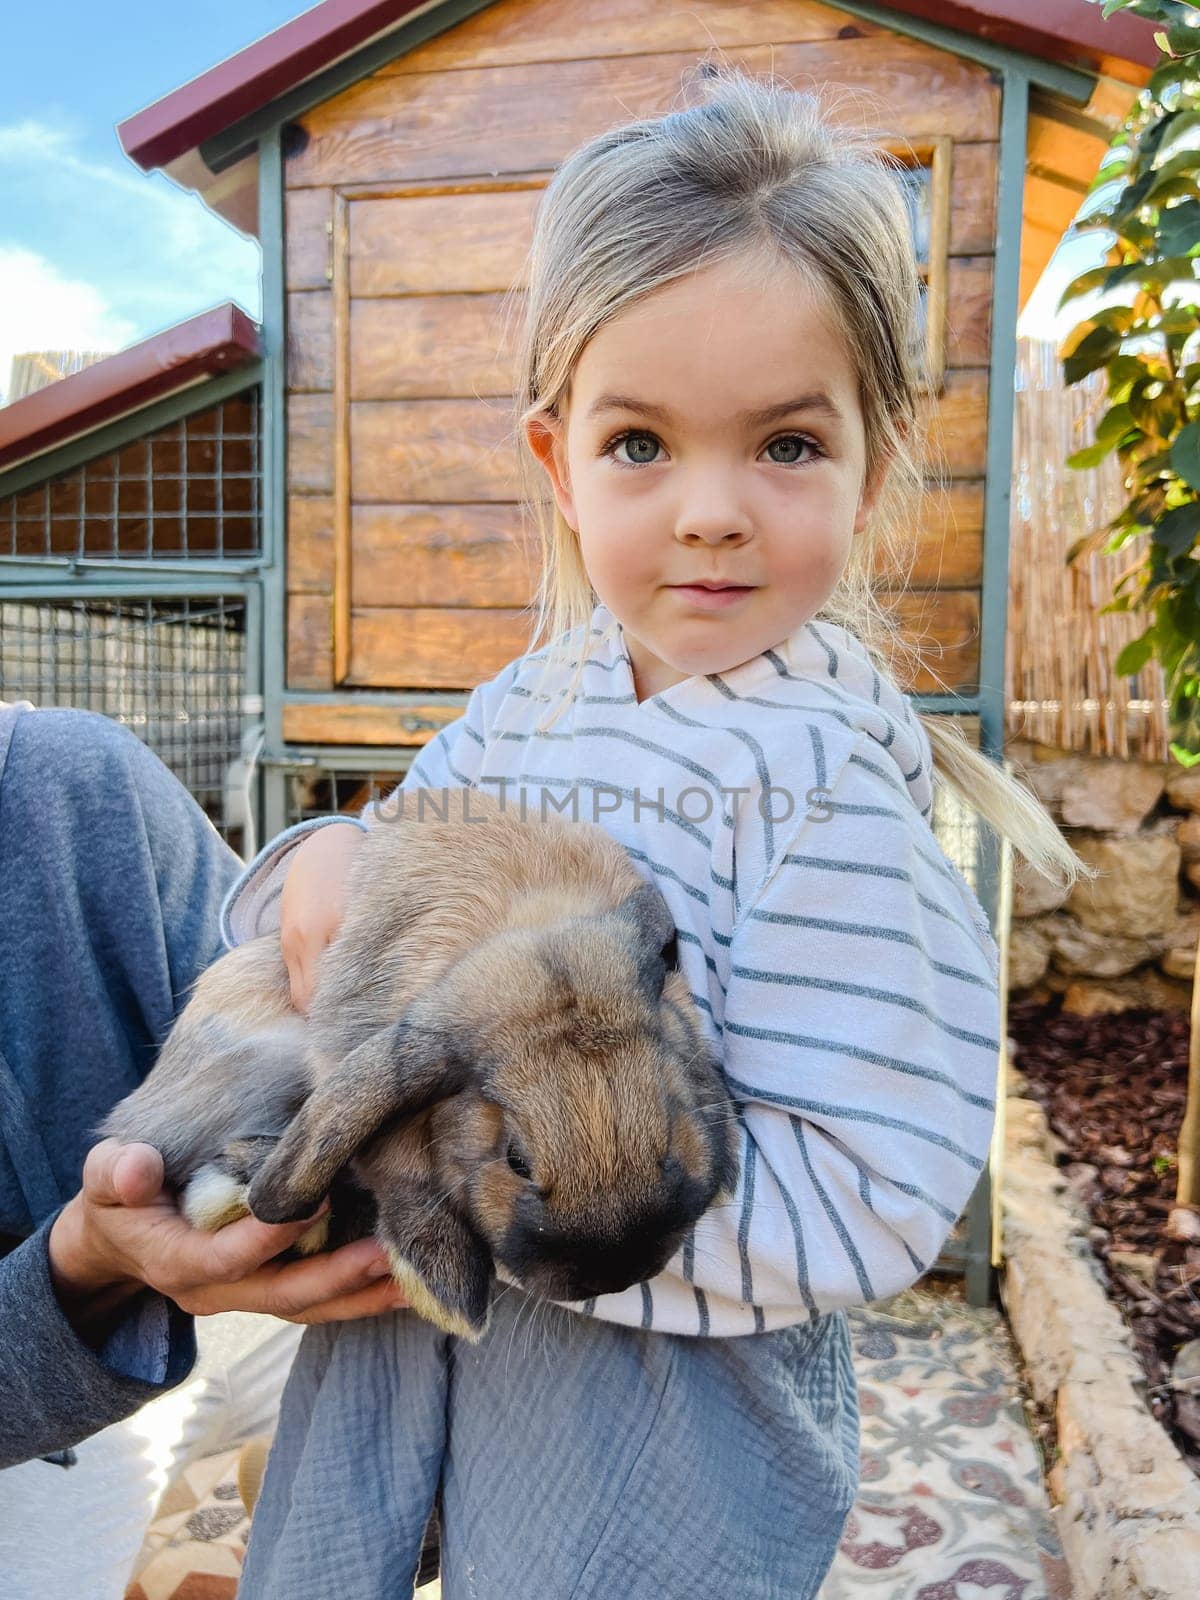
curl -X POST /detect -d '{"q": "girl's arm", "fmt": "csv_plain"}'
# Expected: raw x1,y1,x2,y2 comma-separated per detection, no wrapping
577,739,1000,1336
220,657,523,951
686,743,1000,1327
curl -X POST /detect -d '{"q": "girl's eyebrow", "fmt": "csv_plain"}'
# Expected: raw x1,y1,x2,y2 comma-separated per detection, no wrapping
585,391,844,426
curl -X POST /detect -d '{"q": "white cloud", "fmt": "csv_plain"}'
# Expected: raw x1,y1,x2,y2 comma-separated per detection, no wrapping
0,246,137,405
0,116,261,403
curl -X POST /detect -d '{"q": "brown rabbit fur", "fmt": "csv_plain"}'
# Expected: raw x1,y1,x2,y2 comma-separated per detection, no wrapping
100,787,739,1340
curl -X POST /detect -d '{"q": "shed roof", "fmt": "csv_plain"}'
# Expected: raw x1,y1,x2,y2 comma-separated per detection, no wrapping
0,304,261,474
116,0,1158,238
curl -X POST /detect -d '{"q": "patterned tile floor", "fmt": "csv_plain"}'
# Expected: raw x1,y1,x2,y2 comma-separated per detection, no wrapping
416,1279,1070,1600
818,1281,1072,1600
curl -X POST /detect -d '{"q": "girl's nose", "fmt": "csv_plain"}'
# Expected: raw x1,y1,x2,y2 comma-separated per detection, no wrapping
676,523,752,546
673,467,754,545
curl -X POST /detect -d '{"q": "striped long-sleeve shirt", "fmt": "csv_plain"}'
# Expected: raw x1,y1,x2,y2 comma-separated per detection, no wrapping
223,602,1001,1337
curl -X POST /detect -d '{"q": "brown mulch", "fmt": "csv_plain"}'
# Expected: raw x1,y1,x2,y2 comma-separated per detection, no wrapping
1007,998,1200,1478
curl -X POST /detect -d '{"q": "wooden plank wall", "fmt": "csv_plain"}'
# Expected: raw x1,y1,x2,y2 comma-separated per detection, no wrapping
282,0,1000,741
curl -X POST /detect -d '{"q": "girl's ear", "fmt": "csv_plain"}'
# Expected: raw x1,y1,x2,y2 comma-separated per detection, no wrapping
854,437,899,535
524,409,579,532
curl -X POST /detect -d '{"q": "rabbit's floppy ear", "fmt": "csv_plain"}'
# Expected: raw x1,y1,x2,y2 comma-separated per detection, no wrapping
249,1016,470,1224
613,879,681,992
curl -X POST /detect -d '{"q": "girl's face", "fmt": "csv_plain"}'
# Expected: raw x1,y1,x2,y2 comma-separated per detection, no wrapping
525,253,882,700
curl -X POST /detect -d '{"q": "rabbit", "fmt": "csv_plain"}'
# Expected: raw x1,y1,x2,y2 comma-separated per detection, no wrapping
99,786,740,1341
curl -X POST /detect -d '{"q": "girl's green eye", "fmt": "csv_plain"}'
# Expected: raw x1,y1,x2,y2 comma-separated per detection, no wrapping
611,431,660,465
766,435,817,465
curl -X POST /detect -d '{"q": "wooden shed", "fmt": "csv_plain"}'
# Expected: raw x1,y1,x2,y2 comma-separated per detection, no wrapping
111,1,1155,801
0,0,1159,1302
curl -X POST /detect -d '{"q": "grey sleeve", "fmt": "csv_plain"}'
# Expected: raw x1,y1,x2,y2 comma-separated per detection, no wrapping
0,1212,197,1470
220,813,369,948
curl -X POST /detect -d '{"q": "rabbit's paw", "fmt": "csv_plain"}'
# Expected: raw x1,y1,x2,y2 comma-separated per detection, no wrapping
247,1159,322,1226
294,1213,330,1255
182,1165,251,1232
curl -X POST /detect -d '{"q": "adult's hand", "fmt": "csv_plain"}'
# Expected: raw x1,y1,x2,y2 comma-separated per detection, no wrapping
48,1139,406,1346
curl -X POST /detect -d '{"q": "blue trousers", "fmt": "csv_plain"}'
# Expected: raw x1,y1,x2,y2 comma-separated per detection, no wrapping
241,1289,859,1599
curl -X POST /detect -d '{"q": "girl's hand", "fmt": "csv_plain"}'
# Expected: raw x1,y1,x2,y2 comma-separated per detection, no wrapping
48,1140,407,1348
279,821,366,1013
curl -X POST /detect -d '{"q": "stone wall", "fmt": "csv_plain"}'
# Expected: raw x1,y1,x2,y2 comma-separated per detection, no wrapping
1007,738,1200,1015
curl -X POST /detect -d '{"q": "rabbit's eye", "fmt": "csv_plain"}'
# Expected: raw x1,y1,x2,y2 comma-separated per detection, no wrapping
661,931,680,970
506,1143,533,1180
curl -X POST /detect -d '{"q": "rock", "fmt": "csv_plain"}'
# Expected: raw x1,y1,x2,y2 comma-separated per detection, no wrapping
1162,946,1197,980
1163,909,1200,978
1171,1338,1200,1395
1097,1144,1134,1167
1012,854,1072,918
1177,814,1200,863
1045,914,1160,977
1160,907,1200,953
1005,743,1077,813
1186,861,1200,895
1060,758,1165,835
1166,1206,1200,1244
1001,1093,1200,1600
1107,1249,1159,1288
1061,1162,1100,1207
1066,833,1182,936
1061,982,1132,1016
1166,764,1200,813
1008,917,1054,988
1061,969,1192,1014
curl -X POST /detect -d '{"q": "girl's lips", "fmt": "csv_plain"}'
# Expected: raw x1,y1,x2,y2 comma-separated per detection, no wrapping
669,584,756,610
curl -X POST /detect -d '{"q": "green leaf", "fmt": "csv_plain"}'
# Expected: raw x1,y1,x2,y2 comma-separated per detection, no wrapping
1063,325,1125,384
1149,149,1200,192
1153,500,1200,558
1108,354,1153,400
1159,200,1200,256
1094,303,1139,332
1159,109,1200,153
1067,402,1139,470
1137,254,1199,288
1106,260,1149,291
1116,629,1158,675
1165,23,1200,58
1150,55,1200,99
1172,420,1200,490
1129,378,1185,439
1057,265,1114,310
1145,175,1200,206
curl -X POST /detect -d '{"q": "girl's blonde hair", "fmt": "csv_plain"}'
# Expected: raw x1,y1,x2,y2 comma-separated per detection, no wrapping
505,61,1091,891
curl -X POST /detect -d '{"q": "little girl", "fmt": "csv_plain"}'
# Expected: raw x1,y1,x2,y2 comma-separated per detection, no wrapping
225,66,1085,1600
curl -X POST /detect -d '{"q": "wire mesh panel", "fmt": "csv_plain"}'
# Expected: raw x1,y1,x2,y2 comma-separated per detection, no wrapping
0,596,251,849
1,388,261,562
930,777,982,892
285,765,408,826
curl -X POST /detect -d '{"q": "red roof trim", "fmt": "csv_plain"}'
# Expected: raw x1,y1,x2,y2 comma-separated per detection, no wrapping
117,0,1160,177
0,305,261,474
882,0,1158,77
118,0,433,172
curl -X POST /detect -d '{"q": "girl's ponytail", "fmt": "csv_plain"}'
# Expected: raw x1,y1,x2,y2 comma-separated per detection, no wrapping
920,714,1097,891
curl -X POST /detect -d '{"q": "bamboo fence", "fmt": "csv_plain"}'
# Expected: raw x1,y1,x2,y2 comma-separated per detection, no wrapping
1006,335,1171,761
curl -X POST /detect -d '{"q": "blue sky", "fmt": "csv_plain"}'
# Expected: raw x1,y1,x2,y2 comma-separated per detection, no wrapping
0,2,305,403
0,2,1104,406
